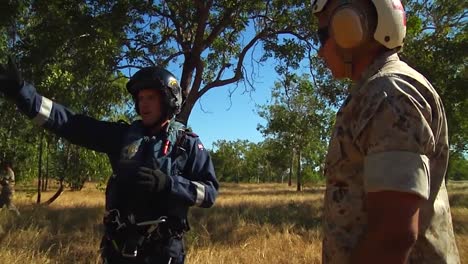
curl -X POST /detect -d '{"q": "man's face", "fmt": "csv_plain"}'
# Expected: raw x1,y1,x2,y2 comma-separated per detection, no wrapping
316,12,347,79
137,89,163,126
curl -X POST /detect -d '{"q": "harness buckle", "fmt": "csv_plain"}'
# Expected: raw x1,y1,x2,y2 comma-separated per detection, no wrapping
104,212,172,259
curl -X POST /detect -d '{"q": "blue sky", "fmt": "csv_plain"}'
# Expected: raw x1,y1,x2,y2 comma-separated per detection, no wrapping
183,67,276,150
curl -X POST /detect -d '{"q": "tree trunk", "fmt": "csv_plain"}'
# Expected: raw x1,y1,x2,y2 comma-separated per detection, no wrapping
44,143,67,206
267,162,271,183
43,179,64,205
296,150,302,192
288,150,294,186
176,81,199,125
44,141,49,191
36,133,43,204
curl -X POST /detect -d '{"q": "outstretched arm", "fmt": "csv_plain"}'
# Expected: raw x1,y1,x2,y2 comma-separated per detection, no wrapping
1,58,128,154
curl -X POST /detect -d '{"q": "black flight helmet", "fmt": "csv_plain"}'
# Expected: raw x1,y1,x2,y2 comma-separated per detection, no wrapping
126,66,183,118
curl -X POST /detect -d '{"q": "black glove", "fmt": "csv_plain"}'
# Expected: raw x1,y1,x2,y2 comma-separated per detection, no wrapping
0,56,23,98
134,166,170,194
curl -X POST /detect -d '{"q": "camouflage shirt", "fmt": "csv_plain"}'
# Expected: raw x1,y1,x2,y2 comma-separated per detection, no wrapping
322,51,460,264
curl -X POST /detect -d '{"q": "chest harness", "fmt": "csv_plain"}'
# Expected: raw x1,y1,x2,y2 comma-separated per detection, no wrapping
103,120,190,259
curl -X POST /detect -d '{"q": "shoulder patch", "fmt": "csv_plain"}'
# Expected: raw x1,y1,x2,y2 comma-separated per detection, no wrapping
197,142,205,150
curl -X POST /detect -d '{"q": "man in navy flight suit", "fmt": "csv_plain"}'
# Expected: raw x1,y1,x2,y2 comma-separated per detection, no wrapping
0,58,218,264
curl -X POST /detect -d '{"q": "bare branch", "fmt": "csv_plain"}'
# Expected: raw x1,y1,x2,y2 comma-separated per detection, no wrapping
160,3,187,50
161,51,184,65
193,1,212,53
199,30,268,95
203,7,236,49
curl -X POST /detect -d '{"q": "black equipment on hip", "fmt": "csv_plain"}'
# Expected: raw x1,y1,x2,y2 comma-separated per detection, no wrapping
103,209,186,259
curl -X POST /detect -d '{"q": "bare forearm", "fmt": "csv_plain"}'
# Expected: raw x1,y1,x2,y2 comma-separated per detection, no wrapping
350,230,415,264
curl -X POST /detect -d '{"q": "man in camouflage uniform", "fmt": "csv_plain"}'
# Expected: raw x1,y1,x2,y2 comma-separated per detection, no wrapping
0,162,20,216
310,0,460,263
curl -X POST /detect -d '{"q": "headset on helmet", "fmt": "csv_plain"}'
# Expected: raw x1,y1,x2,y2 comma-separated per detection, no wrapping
311,0,406,50
126,67,183,118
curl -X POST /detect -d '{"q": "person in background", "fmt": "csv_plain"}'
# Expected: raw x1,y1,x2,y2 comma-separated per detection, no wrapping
0,161,20,216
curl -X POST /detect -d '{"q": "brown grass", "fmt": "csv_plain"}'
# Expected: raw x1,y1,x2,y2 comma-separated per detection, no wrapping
0,182,466,263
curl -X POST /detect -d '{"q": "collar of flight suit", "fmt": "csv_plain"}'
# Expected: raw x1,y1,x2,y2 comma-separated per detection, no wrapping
348,50,401,95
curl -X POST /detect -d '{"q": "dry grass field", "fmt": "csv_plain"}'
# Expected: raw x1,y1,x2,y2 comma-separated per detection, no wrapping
0,182,466,263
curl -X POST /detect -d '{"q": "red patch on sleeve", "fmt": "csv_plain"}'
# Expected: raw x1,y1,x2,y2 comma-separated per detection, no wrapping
392,0,404,11
392,0,406,26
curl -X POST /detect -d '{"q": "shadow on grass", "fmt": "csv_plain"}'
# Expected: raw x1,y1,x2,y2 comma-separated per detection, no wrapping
452,216,468,235
0,203,321,261
0,204,104,262
449,193,468,208
189,200,322,246
450,192,468,236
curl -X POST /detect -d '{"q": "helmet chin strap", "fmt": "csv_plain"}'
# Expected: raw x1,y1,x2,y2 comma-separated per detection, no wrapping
144,108,172,135
343,53,353,78
145,118,167,136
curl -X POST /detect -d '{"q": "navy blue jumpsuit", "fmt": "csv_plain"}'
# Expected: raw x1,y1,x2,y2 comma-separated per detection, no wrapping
13,82,219,263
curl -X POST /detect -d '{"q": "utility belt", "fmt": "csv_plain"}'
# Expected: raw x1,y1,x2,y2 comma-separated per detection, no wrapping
103,209,188,259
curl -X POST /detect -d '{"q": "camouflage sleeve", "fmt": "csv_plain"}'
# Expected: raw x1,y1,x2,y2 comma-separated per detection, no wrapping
353,75,436,199
6,169,14,182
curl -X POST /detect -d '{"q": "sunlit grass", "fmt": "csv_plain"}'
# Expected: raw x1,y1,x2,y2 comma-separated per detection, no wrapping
0,182,466,263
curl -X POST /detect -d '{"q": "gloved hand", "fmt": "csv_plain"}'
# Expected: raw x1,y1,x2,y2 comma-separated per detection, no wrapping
134,166,170,194
0,56,24,97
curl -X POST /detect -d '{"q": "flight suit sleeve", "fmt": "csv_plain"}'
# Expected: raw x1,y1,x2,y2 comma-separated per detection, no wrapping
353,75,435,200
167,134,219,208
13,82,127,154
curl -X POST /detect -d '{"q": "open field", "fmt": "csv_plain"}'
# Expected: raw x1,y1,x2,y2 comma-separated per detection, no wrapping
0,182,466,263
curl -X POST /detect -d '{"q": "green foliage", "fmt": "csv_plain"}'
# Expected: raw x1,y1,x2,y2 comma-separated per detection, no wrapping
402,0,467,157
257,74,333,185
118,0,317,123
0,1,130,187
447,154,468,181
211,140,249,183
212,74,334,185
211,139,291,183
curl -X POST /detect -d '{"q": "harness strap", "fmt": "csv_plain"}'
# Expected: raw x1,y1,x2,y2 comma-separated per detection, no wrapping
103,210,187,258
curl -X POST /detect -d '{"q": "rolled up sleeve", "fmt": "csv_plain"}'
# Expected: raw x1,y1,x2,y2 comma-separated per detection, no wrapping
354,75,436,200
364,151,430,199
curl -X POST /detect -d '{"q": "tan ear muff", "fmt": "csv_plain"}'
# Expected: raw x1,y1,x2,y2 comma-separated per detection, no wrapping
330,7,366,49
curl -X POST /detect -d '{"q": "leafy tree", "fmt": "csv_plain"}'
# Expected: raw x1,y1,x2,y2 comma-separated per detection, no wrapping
211,139,292,183
211,139,247,182
447,153,468,181
258,74,333,190
119,0,318,124
0,1,132,199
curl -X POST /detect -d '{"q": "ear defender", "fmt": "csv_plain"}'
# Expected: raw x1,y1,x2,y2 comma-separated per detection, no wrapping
329,3,369,49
